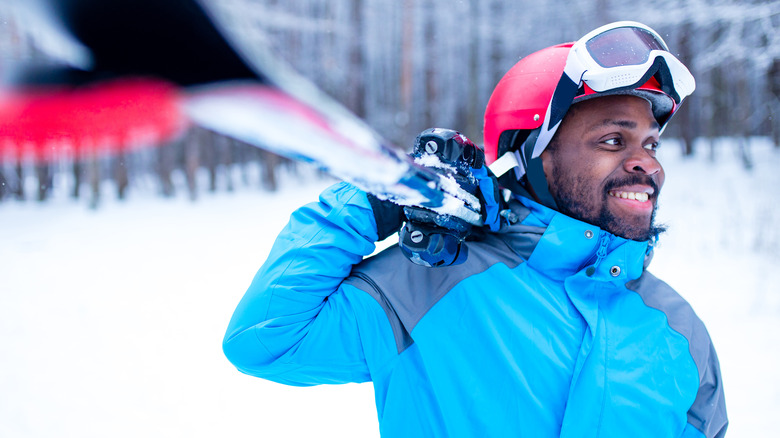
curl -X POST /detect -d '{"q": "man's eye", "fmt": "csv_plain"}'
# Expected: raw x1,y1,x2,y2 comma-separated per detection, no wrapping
644,142,659,151
603,138,621,147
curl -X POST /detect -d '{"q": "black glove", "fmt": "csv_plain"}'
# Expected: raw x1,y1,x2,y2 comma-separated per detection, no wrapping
399,128,505,267
367,192,406,242
367,128,507,267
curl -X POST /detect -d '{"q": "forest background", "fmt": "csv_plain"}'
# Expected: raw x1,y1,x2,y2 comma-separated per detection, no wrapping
0,0,779,205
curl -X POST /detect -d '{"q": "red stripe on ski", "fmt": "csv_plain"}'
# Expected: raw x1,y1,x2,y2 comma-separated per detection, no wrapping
0,78,186,161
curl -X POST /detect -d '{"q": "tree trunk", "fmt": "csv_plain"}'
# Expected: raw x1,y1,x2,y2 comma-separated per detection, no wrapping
88,157,101,209
14,163,24,200
202,130,217,193
71,160,83,199
773,108,780,149
349,0,365,118
215,132,234,192
769,59,780,148
157,141,176,197
677,21,694,156
114,152,129,200
0,168,8,201
259,150,279,192
465,0,480,140
399,0,414,135
35,163,52,202
238,141,255,187
733,62,753,170
184,128,201,201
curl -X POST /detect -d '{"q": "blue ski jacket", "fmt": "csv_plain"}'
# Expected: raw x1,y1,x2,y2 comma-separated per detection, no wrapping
223,182,727,437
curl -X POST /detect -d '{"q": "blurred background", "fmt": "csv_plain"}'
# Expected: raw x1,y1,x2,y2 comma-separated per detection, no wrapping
1,1,779,437
0,0,778,206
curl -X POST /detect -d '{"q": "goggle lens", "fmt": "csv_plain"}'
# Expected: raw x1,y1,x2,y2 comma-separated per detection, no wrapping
585,27,667,68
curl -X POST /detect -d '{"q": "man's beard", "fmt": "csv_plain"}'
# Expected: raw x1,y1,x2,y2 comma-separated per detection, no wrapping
549,171,667,242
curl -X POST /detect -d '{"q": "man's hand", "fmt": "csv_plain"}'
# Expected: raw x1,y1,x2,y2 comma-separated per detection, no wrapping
398,128,505,267
367,128,507,267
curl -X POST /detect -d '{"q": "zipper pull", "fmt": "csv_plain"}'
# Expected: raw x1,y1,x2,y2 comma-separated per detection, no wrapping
585,232,612,277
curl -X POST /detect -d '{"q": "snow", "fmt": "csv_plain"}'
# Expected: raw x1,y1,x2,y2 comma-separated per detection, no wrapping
1,139,779,437
414,152,457,172
411,153,482,225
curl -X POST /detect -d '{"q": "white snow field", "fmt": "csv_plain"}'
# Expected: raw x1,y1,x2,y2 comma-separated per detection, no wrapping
1,138,778,437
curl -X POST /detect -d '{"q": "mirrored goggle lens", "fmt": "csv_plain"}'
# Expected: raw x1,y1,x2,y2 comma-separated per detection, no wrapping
585,27,667,68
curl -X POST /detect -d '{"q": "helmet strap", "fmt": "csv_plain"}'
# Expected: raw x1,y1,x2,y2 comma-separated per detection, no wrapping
494,128,559,210
519,129,557,210
488,150,521,178
524,152,559,210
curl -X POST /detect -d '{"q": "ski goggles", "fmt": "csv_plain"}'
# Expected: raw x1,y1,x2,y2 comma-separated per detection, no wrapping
534,21,696,157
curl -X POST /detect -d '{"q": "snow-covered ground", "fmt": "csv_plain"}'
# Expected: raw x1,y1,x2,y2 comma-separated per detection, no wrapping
1,138,778,437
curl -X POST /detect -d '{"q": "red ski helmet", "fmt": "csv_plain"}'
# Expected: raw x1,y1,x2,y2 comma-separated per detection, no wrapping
483,43,572,165
483,43,679,166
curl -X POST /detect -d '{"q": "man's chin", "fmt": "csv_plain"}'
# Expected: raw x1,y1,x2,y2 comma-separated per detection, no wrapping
599,206,666,242
614,223,667,242
607,218,667,242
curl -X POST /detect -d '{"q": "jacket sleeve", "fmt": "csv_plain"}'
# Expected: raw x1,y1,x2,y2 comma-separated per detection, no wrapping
222,182,392,386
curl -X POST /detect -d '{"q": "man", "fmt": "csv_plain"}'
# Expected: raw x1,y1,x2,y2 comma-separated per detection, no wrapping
223,22,727,437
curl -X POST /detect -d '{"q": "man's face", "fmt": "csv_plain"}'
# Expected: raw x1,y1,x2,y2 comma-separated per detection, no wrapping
540,95,665,241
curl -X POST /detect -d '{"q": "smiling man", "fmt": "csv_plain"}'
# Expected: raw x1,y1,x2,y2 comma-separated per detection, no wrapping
224,22,727,437
542,95,666,241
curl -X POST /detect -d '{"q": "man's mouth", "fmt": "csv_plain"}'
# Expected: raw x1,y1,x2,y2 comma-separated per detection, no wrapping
608,188,654,203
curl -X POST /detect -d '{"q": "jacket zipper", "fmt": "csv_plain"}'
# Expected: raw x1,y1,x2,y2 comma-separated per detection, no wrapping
586,232,612,276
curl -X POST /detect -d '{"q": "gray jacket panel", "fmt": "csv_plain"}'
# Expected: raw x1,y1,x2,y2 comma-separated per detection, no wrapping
342,201,542,353
627,272,728,438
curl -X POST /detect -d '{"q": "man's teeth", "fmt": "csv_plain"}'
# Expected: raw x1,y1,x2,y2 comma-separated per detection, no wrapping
609,191,650,202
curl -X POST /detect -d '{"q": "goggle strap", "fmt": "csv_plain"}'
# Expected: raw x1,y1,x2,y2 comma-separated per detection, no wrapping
522,128,540,165
533,118,560,159
533,73,579,158
548,74,580,129
651,58,682,104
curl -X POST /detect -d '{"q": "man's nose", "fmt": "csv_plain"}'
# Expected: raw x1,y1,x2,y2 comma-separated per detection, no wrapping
624,146,662,175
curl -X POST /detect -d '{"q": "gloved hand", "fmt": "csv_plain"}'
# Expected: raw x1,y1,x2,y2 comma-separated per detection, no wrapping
472,159,503,233
397,128,506,267
366,191,406,242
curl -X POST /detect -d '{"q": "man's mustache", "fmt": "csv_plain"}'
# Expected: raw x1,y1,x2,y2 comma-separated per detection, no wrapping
603,174,660,197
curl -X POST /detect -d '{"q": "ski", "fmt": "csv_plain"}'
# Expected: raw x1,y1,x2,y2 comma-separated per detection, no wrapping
182,83,481,225
1,0,482,224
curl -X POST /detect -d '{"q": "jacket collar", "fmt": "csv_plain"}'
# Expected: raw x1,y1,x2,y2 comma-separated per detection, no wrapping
503,196,652,281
